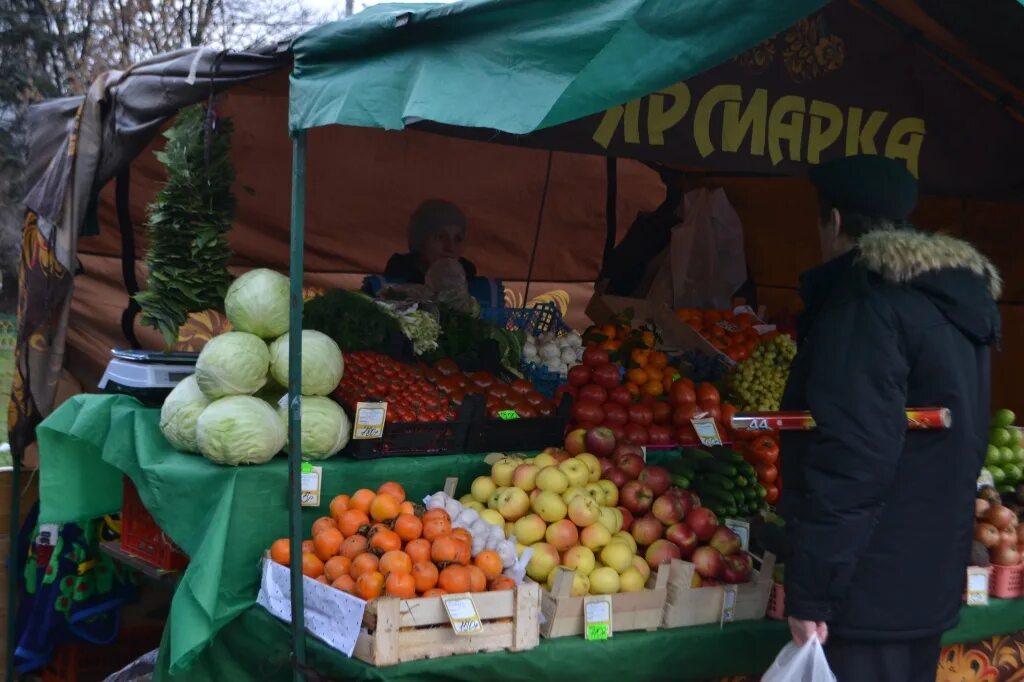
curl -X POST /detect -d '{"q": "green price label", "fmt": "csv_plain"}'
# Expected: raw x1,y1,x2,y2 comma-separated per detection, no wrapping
301,461,313,474
497,410,520,421
586,623,609,641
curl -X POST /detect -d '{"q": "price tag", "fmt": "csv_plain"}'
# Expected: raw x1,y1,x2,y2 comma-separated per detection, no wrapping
966,567,990,606
36,524,59,548
442,593,483,635
720,585,738,626
640,446,648,462
583,595,612,640
353,402,387,440
723,519,751,551
497,410,520,421
978,469,995,490
691,417,723,447
300,463,322,507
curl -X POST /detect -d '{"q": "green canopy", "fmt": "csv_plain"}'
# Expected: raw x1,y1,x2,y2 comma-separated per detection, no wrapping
290,0,829,134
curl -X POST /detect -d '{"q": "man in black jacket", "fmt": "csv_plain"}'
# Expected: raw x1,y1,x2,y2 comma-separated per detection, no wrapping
780,155,1001,681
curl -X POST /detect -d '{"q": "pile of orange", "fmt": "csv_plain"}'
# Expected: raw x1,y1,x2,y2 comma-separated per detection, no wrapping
583,323,656,354
269,481,514,602
623,348,673,398
674,308,771,362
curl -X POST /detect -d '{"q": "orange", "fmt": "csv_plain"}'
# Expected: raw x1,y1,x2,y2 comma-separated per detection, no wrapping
642,380,664,397
438,565,471,593
394,514,423,542
301,552,324,578
338,509,370,537
466,565,487,593
626,368,648,386
377,481,406,504
350,553,380,579
422,588,448,598
703,310,723,324
644,366,663,381
302,540,315,554
598,324,618,341
356,571,385,601
640,330,656,348
349,488,376,514
489,576,516,591
379,550,413,576
599,339,620,352
324,556,352,582
313,528,343,562
411,561,439,592
340,534,368,559
332,574,356,595
625,382,641,398
270,538,290,566
648,351,668,369
453,537,471,566
385,572,417,599
473,550,503,581
369,528,402,555
369,493,401,522
329,494,350,520
431,535,461,565
311,516,337,537
630,349,650,367
422,509,452,541
405,538,432,565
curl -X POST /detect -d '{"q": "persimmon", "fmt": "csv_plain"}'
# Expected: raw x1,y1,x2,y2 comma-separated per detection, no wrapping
324,556,352,582
301,552,324,578
356,571,385,600
315,575,329,585
405,538,431,564
379,550,413,576
332,575,356,595
377,481,406,504
489,576,516,591
329,494,350,520
431,535,460,565
422,588,448,598
411,561,439,593
394,514,423,542
451,528,472,545
370,493,401,522
453,537,471,566
311,516,337,537
340,534,368,559
385,572,416,599
302,540,315,554
438,565,470,593
349,488,376,514
313,528,343,562
474,550,503,581
422,509,451,541
270,538,290,566
350,553,380,579
369,528,402,555
466,565,487,593
399,501,417,516
338,509,370,537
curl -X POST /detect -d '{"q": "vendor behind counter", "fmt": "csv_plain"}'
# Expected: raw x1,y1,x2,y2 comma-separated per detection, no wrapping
384,199,477,284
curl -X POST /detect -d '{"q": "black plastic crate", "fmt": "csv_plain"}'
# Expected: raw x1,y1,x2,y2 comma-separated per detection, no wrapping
462,394,572,453
343,397,475,460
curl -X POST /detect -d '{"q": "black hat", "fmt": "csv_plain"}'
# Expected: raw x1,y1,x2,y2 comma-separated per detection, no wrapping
809,155,918,220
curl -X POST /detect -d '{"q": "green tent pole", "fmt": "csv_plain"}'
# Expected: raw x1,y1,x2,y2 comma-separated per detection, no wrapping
287,130,308,679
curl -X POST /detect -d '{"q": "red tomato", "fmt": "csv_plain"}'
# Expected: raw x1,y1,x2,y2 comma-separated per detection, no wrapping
607,385,633,407
578,384,608,405
651,401,672,425
672,403,698,427
524,392,545,406
567,365,592,388
536,401,556,417
720,403,738,431
676,424,699,445
669,380,697,407
469,372,495,389
755,463,779,485
647,424,673,445
434,359,459,376
572,401,605,425
582,347,610,368
700,404,721,423
591,364,621,390
489,384,512,399
764,485,780,505
510,379,534,396
626,403,653,427
696,383,720,406
515,404,538,418
603,402,628,426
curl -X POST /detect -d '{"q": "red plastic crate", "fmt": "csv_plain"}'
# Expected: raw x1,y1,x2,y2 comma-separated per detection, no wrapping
121,477,189,571
766,581,785,620
990,562,1024,598
41,624,163,682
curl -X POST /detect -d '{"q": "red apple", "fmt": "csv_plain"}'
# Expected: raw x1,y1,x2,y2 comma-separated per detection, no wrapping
709,526,741,556
603,467,629,488
664,487,696,517
572,400,605,425
692,546,723,579
597,457,614,474
614,451,645,479
585,427,616,457
684,507,719,542
647,424,673,446
564,428,587,455
552,450,571,464
665,522,699,558
613,443,644,459
621,480,655,515
617,506,635,531
702,579,722,587
722,553,753,584
631,515,664,547
608,386,633,407
645,539,682,571
639,465,671,496
651,494,687,526
602,403,628,427
567,365,591,388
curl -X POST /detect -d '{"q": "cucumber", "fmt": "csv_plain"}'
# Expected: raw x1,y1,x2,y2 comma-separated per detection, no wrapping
705,473,736,490
681,448,714,461
694,482,735,503
671,474,691,489
698,460,738,477
735,475,749,488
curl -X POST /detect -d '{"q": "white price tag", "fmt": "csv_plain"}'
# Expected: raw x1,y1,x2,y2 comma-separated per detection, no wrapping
720,584,738,626
353,402,388,440
583,595,613,640
966,567,990,606
442,593,483,635
300,463,322,507
977,470,995,490
37,524,59,547
691,417,723,447
723,519,751,551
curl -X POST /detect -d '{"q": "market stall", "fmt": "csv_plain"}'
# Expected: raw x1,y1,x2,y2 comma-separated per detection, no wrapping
11,0,1024,680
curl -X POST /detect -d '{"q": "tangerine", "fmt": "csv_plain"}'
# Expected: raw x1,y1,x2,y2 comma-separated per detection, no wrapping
394,514,423,542
377,481,407,504
466,565,487,593
438,565,471,593
350,553,380,579
405,538,432,564
385,572,416,599
451,527,472,545
338,509,370,537
370,493,401,522
626,368,648,386
369,528,402,555
349,488,376,514
642,380,664,397
411,561,439,592
270,538,290,566
356,571,385,600
324,556,352,582
301,552,324,578
379,550,413,576
315,575,329,585
313,528,343,561
311,516,337,538
332,574,356,595
644,366,664,381
648,351,669,369
473,550,503,581
339,534,368,559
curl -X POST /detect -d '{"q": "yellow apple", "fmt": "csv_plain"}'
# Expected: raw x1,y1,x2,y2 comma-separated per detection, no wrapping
600,542,634,573
584,483,607,506
581,523,612,551
613,531,638,554
480,509,505,526
527,542,560,582
536,466,570,494
463,500,485,512
533,452,558,469
559,459,591,488
562,545,596,576
512,463,540,492
589,567,621,594
545,519,580,552
568,495,602,528
598,506,621,533
631,554,651,581
494,487,531,521
575,453,602,482
533,491,568,523
470,475,497,503
491,458,520,487
597,480,619,507
513,514,548,545
547,568,590,596
562,486,588,504
619,567,646,592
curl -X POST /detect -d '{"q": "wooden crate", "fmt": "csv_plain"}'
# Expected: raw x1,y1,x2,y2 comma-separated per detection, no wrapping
540,564,670,638
661,552,775,628
0,469,39,675
353,582,540,667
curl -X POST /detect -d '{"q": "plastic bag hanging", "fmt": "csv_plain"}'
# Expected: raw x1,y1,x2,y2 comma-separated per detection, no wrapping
761,634,837,682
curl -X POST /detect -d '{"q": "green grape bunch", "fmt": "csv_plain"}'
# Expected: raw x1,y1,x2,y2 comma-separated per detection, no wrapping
726,335,797,411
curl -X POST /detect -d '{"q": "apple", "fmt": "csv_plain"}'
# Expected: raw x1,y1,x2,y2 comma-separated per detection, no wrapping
584,483,607,505
597,457,614,474
603,467,629,488
612,443,645,460
581,522,612,550
619,567,646,592
709,526,742,556
597,506,621,533
568,495,602,528
617,506,634,531
589,566,621,595
512,464,540,492
559,459,592,488
613,531,638,554
562,545,597,576
459,493,476,506
722,553,753,584
585,427,617,457
620,480,655,515
548,568,591,596
552,450,572,464
534,452,559,469
546,519,580,552
684,507,720,542
597,480,620,506
488,487,508,510
692,546,724,579
480,509,506,526
610,507,624,532
533,491,569,522
664,487,696,516
665,522,699,559
564,428,587,455
691,573,703,588
600,542,634,573
562,487,588,504
491,458,520,487
651,494,688,526
471,475,497,503
631,554,651,581
513,514,547,545
494,487,531,521
638,465,671,496
537,466,570,494
463,500,485,512
530,488,542,504
631,515,664,547
645,539,682,571
575,453,602,482
526,542,560,582
614,451,645,480
505,522,515,537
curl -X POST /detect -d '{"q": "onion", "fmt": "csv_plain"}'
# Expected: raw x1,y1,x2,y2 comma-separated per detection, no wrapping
976,522,1001,548
992,545,1021,567
985,504,1017,531
977,498,992,519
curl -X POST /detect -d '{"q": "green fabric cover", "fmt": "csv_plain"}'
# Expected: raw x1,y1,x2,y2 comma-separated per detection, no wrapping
289,0,828,134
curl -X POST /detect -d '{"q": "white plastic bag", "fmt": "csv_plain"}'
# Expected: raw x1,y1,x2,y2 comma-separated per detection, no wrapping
761,635,837,682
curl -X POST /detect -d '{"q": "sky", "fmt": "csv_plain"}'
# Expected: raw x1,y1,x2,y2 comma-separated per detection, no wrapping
301,0,451,15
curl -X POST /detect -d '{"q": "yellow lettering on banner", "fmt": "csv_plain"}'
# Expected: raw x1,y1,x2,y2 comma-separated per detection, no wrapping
646,83,691,146
722,88,767,156
592,99,642,148
845,107,888,155
885,117,926,179
694,84,739,158
768,95,806,165
807,100,843,164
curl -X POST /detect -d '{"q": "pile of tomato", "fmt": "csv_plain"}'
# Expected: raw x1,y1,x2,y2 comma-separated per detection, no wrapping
423,359,558,419
735,432,781,505
335,352,457,424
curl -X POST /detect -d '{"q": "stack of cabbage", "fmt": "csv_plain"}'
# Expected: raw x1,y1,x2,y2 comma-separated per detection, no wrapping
159,269,351,465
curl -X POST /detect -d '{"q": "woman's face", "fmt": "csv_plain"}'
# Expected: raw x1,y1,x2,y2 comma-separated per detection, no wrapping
420,224,465,266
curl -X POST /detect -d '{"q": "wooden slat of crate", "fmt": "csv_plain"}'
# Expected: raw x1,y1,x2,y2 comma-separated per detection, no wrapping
661,553,775,628
0,471,38,675
540,564,670,638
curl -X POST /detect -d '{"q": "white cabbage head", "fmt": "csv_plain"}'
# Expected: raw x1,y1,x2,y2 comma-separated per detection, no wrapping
159,375,209,453
195,332,270,398
268,330,343,397
277,396,351,460
196,395,285,465
224,268,291,339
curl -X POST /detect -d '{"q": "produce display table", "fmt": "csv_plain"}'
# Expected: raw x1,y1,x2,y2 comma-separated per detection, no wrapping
36,395,1024,681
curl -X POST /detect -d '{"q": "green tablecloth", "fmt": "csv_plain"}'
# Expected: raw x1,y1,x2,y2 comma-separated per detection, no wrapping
36,395,1024,681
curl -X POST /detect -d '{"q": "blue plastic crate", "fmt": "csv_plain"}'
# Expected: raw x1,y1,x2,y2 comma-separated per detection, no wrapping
480,302,570,337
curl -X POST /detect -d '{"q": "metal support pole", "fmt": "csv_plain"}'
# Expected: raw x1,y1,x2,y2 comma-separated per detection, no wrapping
287,131,307,680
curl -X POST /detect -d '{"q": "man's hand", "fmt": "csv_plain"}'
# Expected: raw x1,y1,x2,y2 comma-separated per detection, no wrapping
789,617,828,646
